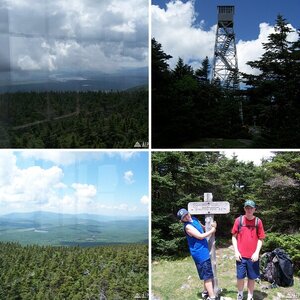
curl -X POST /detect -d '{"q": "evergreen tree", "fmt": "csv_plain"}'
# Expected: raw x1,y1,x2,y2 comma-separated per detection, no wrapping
195,56,210,83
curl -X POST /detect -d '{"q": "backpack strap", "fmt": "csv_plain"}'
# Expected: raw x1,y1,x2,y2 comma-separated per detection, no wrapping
238,215,260,235
238,215,243,233
255,217,259,234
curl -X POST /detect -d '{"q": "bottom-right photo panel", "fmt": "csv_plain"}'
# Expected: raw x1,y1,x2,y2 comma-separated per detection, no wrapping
152,150,299,300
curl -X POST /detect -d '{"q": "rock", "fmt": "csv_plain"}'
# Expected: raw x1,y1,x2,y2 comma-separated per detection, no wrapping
180,284,190,290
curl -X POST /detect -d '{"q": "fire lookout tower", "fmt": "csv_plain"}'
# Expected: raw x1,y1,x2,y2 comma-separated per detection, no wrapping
212,6,239,90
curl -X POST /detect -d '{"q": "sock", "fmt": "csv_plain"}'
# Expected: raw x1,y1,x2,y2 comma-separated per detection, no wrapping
238,290,244,297
247,293,253,300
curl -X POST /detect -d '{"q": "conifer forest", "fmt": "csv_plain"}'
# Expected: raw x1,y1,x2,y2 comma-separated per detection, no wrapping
0,242,148,299
0,89,148,148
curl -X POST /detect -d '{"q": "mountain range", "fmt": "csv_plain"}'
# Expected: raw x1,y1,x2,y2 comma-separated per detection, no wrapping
0,68,148,93
0,211,148,247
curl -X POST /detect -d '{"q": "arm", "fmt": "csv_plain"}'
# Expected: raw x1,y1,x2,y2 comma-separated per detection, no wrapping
185,224,216,240
232,234,242,261
251,239,263,262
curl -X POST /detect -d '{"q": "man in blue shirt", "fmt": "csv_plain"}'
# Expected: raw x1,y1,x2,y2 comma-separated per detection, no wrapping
177,208,217,300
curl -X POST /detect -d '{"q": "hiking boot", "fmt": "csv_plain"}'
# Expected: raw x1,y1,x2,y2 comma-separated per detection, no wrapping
201,290,209,299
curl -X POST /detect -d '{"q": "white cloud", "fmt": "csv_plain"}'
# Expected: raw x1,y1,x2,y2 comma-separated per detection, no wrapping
3,0,148,74
124,170,135,184
152,1,298,74
0,151,147,216
0,165,64,206
140,195,149,205
71,183,97,199
152,0,215,69
17,55,41,71
237,23,298,75
0,150,17,186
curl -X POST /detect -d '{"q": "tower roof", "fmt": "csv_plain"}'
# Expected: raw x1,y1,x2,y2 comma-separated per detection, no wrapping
217,5,235,22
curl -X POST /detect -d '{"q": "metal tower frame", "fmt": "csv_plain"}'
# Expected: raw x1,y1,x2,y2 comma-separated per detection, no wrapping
212,6,239,90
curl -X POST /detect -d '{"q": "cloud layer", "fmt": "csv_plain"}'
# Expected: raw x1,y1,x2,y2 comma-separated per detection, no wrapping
0,151,148,215
152,1,298,75
0,0,148,75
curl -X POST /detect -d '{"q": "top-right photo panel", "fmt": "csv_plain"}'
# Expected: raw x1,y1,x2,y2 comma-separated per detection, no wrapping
151,0,299,149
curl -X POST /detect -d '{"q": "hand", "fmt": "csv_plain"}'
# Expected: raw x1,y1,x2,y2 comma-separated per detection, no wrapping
211,221,217,228
251,252,259,262
235,251,242,262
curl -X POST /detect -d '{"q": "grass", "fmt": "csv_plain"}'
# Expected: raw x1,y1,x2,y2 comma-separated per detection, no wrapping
152,246,300,300
182,138,254,148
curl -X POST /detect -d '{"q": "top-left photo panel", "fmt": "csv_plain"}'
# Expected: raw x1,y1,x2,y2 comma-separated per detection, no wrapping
0,0,148,149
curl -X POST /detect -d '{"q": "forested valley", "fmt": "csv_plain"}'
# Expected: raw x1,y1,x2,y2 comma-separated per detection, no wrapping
152,15,300,148
0,89,148,148
0,242,148,299
152,151,300,276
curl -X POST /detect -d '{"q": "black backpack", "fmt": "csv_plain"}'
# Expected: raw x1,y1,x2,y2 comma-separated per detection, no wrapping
261,248,294,287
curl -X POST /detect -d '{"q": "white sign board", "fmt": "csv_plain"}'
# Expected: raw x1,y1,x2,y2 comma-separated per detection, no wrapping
188,201,230,215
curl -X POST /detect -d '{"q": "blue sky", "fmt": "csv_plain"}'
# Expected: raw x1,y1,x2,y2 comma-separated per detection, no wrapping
0,150,149,217
152,0,299,41
152,0,299,73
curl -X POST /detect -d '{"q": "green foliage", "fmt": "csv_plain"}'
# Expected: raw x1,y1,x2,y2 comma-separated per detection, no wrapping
0,242,148,299
0,89,148,148
262,233,300,276
152,151,300,278
242,15,300,147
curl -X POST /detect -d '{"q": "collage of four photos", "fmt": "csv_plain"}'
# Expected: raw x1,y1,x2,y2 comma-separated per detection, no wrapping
0,0,300,299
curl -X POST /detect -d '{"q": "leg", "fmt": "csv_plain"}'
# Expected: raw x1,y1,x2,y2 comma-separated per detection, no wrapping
236,259,246,299
246,259,259,299
204,279,215,298
247,279,255,298
237,278,244,291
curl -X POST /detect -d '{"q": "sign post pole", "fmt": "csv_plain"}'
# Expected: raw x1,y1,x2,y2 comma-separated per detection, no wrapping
188,193,230,298
204,193,218,297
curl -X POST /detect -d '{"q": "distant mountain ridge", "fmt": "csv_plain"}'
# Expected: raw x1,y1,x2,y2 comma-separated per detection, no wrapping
1,211,147,221
0,211,148,246
0,68,148,93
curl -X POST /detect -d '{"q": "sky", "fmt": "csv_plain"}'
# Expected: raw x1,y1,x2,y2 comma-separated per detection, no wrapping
0,150,149,217
0,0,148,84
222,149,275,165
152,0,299,73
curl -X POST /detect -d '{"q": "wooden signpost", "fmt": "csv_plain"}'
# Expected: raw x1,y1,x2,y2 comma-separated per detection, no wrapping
188,193,230,298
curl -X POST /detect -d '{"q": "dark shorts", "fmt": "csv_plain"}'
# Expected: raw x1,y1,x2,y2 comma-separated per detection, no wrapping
195,258,214,281
236,258,260,280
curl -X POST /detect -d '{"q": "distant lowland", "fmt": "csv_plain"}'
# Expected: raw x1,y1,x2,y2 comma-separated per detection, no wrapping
0,68,148,93
0,211,148,247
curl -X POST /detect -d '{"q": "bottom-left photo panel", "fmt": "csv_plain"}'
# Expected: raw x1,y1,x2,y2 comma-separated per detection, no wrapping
0,150,149,299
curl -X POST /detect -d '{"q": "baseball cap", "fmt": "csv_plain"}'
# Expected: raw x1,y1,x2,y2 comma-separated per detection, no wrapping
244,200,256,208
177,208,189,220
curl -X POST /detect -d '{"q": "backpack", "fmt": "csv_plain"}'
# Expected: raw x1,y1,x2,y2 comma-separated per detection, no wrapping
261,248,294,287
238,215,259,235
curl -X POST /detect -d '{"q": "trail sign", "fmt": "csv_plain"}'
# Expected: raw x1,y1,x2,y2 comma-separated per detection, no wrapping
188,193,230,298
188,201,230,215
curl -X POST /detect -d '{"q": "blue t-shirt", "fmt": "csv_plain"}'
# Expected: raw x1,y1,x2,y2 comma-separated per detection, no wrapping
184,217,210,263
